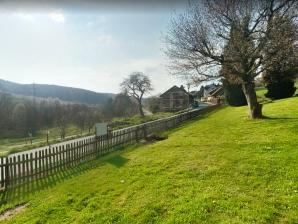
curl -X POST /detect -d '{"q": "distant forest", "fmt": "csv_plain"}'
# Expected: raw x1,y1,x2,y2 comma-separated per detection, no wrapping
0,91,139,138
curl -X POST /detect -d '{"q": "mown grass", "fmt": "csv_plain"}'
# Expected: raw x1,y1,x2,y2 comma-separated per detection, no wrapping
111,112,175,130
1,97,298,223
0,125,91,156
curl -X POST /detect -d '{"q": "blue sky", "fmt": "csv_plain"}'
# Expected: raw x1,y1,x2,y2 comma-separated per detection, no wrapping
0,1,190,95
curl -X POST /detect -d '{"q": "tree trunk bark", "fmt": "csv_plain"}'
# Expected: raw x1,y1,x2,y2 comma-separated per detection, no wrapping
242,82,263,119
138,101,145,117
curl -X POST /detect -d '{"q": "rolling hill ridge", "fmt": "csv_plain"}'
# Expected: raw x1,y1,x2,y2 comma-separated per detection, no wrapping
0,79,115,105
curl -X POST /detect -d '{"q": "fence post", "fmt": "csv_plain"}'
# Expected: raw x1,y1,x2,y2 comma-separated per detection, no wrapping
4,157,10,189
143,124,148,140
95,137,98,154
0,157,3,190
135,127,139,142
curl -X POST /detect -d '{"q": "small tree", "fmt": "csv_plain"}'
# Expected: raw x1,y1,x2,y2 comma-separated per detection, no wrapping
54,101,68,140
57,115,67,140
265,79,297,99
12,103,28,137
102,98,114,119
75,111,86,135
86,110,102,133
0,93,14,137
120,72,153,117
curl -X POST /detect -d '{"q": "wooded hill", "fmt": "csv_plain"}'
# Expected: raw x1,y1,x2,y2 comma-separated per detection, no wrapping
0,79,115,105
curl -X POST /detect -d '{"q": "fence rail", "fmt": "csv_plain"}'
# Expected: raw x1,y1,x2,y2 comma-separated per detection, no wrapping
0,105,218,191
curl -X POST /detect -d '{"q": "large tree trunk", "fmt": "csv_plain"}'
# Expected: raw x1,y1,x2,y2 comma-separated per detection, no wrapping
242,82,263,119
138,101,145,117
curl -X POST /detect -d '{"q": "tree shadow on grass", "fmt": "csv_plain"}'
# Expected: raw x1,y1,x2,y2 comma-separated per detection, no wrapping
0,160,100,205
106,155,129,168
0,149,130,207
262,116,298,120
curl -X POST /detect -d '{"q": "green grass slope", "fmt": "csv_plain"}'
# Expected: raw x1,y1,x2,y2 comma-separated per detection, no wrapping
1,97,298,223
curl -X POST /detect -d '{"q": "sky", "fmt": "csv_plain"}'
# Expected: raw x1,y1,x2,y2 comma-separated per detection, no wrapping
0,0,190,96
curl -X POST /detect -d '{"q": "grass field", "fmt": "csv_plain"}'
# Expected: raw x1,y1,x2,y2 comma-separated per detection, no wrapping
0,112,175,156
111,112,175,130
0,125,91,157
1,96,297,223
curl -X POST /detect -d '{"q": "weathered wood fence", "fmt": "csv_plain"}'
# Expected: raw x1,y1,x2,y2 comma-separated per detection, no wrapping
0,106,217,191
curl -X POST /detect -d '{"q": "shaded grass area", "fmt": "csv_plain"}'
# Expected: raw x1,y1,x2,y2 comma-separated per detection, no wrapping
256,87,272,104
1,97,298,223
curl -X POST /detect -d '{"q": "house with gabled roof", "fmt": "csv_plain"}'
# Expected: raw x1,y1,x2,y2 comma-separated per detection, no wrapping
207,86,224,104
159,85,194,112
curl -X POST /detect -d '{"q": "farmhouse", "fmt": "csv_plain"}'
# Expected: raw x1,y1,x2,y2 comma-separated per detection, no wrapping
159,85,194,112
200,84,219,101
199,84,224,104
207,86,224,104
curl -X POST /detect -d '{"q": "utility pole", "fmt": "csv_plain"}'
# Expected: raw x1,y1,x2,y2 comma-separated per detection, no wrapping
46,129,50,145
32,82,37,135
33,82,36,106
186,82,191,109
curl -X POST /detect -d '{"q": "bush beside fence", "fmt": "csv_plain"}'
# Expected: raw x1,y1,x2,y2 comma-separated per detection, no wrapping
0,105,218,192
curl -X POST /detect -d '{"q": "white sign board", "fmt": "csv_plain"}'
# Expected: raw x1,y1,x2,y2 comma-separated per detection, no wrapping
95,123,108,137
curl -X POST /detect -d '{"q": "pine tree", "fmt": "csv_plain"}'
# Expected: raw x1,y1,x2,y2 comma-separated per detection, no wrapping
263,16,298,99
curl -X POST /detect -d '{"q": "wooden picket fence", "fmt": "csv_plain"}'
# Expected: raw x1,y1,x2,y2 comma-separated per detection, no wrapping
0,105,218,192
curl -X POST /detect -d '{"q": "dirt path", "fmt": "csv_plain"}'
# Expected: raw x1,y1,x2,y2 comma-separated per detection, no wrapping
0,204,28,221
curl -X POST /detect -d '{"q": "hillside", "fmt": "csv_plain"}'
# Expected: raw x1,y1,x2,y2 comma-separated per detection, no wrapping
0,79,115,105
1,97,298,223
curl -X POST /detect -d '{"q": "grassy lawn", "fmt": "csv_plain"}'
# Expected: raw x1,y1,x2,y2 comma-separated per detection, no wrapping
0,125,91,157
1,97,298,223
255,87,272,104
111,112,175,130
255,87,267,98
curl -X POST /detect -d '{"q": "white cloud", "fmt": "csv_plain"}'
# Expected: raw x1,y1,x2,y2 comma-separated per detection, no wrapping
13,12,36,22
98,15,107,24
49,11,65,23
97,34,114,46
86,21,94,27
122,58,165,75
86,15,106,29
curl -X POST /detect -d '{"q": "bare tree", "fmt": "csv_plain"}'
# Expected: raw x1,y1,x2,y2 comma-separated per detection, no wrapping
165,0,298,119
76,111,86,135
120,72,153,117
